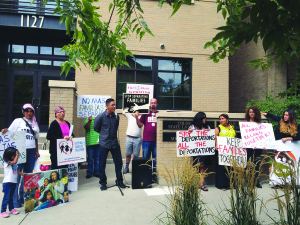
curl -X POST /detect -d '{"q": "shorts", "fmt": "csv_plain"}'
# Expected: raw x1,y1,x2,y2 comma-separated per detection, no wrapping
125,136,142,157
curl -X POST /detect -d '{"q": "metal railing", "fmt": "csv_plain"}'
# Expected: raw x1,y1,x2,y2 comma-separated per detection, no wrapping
0,0,64,15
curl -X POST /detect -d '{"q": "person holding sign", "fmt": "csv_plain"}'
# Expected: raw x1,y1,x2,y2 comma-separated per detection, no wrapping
262,109,300,142
122,110,142,174
2,103,40,208
46,106,74,170
84,116,100,178
188,112,211,191
94,98,126,190
134,98,159,182
215,114,236,190
244,106,266,188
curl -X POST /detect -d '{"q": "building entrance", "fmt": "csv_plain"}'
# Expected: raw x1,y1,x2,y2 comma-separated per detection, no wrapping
8,70,61,132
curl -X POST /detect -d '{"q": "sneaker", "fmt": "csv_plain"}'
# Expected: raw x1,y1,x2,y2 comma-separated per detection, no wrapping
10,209,19,215
123,166,129,174
86,174,92,179
100,184,107,191
1,212,9,218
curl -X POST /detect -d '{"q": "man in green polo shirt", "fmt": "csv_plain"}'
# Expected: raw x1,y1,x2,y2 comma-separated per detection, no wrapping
84,116,100,178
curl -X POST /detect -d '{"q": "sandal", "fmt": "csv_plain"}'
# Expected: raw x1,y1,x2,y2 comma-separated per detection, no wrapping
201,185,208,191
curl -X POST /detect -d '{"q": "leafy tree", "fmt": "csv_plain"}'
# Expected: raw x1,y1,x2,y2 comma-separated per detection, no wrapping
42,0,191,75
204,0,300,97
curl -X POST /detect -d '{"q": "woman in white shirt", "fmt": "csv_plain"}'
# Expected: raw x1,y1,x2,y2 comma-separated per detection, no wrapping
1,103,40,208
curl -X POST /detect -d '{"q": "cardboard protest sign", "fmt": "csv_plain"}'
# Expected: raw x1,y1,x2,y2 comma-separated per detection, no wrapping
239,122,276,149
77,95,111,117
24,169,69,213
57,137,86,166
126,83,154,100
68,163,78,192
269,141,300,186
176,130,215,157
0,131,26,167
122,93,149,114
217,136,247,168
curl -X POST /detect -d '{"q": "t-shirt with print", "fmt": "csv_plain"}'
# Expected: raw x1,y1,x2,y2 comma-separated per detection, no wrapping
3,162,18,183
84,117,99,146
139,111,159,142
8,118,40,149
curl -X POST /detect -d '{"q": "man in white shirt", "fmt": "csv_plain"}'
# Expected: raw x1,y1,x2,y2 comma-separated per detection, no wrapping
122,110,142,173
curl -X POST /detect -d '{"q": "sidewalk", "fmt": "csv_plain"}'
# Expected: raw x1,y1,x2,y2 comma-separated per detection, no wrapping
0,164,280,225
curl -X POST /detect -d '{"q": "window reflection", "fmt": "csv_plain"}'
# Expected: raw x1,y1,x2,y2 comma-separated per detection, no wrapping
54,47,65,56
25,59,38,69
12,59,24,68
40,46,52,55
40,60,52,70
53,61,64,70
136,58,152,70
26,46,38,54
12,45,24,53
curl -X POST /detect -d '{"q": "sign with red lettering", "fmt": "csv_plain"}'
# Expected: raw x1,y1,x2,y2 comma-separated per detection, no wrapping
217,136,247,168
126,84,154,100
24,174,40,189
239,122,276,149
176,130,215,157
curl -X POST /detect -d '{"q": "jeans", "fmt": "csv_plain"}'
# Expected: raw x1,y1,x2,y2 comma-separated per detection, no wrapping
87,144,100,176
13,148,36,208
2,183,17,213
98,144,123,186
142,141,156,179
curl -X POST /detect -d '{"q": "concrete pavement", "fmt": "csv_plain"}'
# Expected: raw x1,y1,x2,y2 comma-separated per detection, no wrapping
0,163,282,225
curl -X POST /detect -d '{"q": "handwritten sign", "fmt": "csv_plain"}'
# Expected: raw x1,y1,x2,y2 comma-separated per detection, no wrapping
176,130,215,157
217,136,247,167
275,140,300,152
68,163,78,192
24,174,40,189
77,95,111,118
123,93,149,114
126,84,153,100
0,131,26,167
239,122,276,149
57,137,86,166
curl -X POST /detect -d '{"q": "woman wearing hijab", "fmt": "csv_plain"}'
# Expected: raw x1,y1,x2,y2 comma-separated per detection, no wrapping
1,103,40,208
46,106,73,169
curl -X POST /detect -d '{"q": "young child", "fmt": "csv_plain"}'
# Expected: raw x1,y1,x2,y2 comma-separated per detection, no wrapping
1,147,26,218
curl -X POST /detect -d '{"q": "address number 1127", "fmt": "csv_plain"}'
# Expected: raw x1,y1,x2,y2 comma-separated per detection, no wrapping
20,15,44,28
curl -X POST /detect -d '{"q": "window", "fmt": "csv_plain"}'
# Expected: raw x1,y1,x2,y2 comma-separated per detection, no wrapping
117,57,192,110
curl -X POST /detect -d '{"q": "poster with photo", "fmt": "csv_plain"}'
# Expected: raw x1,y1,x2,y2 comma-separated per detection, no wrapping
122,93,150,114
24,169,69,213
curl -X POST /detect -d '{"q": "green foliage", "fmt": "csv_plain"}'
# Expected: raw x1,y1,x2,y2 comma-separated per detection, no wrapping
246,94,300,136
205,0,300,70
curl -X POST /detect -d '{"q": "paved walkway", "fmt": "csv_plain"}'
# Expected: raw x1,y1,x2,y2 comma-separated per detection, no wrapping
0,164,281,225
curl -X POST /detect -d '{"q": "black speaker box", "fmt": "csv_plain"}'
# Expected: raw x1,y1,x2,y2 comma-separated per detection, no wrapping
132,157,152,189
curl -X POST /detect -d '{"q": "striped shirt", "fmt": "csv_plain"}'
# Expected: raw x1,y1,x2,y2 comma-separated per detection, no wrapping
84,117,99,146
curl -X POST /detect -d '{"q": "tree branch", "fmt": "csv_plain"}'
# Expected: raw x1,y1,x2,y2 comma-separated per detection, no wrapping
117,3,136,34
108,5,115,26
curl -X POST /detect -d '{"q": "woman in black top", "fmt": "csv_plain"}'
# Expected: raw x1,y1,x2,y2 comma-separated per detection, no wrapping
262,109,300,142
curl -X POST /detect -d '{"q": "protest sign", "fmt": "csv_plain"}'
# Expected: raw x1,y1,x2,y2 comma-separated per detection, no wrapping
239,122,276,149
24,169,69,213
126,84,154,100
176,130,215,157
57,137,86,166
0,131,26,167
33,150,51,172
68,163,78,192
122,93,149,114
77,95,111,118
269,141,300,186
217,136,247,168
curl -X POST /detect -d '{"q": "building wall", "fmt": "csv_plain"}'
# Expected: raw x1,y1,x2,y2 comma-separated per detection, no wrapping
74,0,229,158
229,40,288,112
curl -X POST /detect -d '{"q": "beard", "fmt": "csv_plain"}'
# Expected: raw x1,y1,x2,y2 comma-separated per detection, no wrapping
151,105,156,109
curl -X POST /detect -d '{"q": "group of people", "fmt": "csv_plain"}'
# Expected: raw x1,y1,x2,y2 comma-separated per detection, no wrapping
1,99,299,217
1,104,72,218
190,107,299,191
